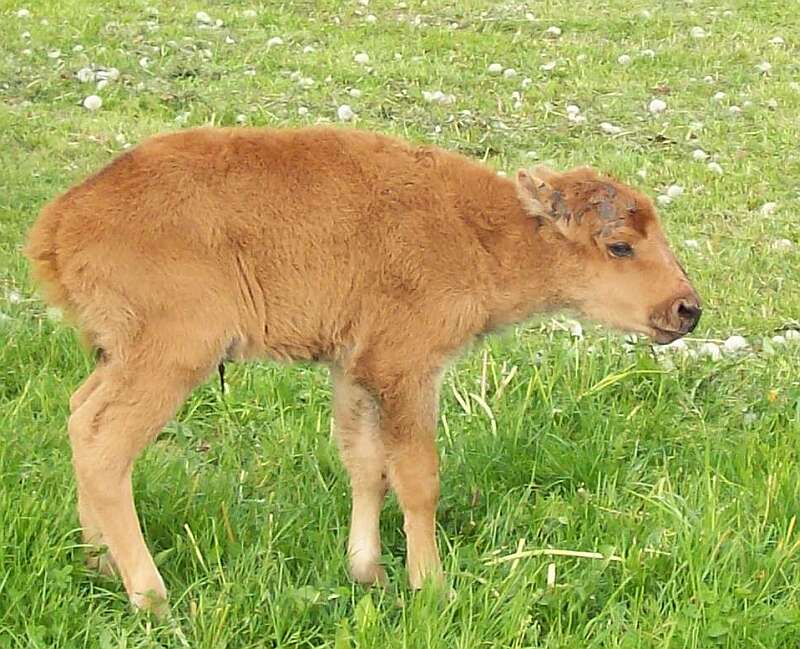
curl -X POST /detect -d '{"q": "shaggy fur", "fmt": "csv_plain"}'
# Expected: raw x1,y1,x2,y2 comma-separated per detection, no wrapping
26,126,700,612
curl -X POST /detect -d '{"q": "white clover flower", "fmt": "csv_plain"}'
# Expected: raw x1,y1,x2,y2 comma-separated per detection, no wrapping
684,239,699,249
599,122,622,135
665,338,688,353
666,184,684,198
692,149,708,161
267,36,284,47
337,104,355,121
96,67,119,80
546,25,562,36
657,195,672,206
354,52,370,64
707,162,723,174
82,94,102,110
698,342,722,360
487,63,503,75
723,335,748,353
769,36,784,46
365,14,377,23
76,67,95,83
756,61,772,73
771,239,794,252
713,91,726,101
784,330,800,342
195,11,212,24
690,26,707,38
16,8,31,18
648,98,667,113
422,90,455,105
503,68,517,79
617,54,632,65
521,77,532,88
298,106,309,116
760,202,778,215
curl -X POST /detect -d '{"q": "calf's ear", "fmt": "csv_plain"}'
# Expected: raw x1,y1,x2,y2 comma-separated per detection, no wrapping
516,168,553,218
516,166,570,223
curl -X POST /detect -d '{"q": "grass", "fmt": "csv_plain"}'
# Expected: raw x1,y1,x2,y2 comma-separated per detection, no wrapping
1,0,799,647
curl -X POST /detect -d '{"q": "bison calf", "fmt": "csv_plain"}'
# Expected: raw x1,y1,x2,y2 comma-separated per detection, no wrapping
26,127,701,612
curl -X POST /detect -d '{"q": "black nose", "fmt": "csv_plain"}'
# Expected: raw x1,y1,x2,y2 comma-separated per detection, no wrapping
673,297,702,333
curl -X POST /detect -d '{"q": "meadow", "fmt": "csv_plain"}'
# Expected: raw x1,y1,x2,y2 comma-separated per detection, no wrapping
1,1,799,647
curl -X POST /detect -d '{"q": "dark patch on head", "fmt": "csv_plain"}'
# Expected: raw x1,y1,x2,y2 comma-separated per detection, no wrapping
547,169,658,237
551,190,572,221
601,183,617,199
597,200,616,221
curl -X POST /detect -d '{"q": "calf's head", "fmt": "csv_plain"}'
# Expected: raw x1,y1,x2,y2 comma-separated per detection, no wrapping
517,165,701,344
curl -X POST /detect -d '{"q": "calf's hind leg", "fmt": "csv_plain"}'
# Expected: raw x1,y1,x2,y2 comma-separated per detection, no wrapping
68,341,215,613
69,367,117,576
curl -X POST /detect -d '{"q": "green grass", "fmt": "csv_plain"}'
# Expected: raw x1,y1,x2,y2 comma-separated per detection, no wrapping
1,0,799,647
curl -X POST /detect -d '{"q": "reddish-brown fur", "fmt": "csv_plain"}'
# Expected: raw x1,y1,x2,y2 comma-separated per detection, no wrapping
26,127,700,612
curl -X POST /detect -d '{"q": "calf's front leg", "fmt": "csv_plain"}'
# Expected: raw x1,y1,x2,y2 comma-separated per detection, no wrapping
379,377,443,589
332,367,388,585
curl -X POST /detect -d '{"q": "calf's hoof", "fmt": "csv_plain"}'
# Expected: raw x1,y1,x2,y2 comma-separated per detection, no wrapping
130,586,169,618
350,559,388,587
128,569,168,617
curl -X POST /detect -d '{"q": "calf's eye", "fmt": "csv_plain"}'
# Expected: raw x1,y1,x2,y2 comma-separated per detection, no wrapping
608,242,633,258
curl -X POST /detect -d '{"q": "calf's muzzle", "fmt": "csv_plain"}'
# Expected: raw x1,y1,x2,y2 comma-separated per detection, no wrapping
672,296,702,334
